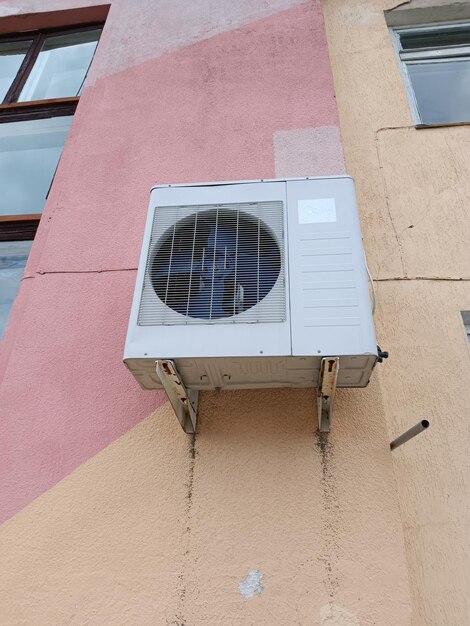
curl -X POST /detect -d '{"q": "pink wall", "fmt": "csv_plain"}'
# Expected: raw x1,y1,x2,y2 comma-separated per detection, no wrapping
0,0,341,522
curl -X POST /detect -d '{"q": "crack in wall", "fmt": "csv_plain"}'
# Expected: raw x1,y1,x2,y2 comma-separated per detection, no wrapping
387,0,411,11
37,267,137,275
23,269,470,282
375,276,470,281
20,267,138,282
374,128,407,279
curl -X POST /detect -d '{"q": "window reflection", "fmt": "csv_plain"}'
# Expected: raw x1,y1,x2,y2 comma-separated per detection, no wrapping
408,60,470,124
0,40,32,102
0,240,32,339
0,115,73,215
19,29,101,101
401,28,470,50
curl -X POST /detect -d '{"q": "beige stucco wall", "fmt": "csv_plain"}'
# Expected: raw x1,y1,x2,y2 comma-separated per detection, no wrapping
323,1,470,624
0,390,413,624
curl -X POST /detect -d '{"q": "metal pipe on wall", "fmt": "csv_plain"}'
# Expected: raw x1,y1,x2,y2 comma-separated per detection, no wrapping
390,420,430,451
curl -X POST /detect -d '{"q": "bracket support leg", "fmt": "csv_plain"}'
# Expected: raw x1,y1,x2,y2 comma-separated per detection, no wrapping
156,359,198,434
316,357,339,433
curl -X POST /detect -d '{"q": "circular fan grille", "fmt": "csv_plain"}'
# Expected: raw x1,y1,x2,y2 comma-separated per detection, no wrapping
150,209,281,320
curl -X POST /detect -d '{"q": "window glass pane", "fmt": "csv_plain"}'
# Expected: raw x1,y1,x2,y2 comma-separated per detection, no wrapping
18,29,101,101
0,240,32,339
461,311,470,343
401,27,470,51
0,115,73,215
407,60,470,124
0,39,32,102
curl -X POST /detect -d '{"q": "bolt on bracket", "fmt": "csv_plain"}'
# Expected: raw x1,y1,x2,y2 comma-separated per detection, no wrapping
317,357,339,432
156,359,198,434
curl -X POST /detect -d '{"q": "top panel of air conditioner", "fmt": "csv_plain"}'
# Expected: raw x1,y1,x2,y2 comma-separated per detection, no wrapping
124,176,378,390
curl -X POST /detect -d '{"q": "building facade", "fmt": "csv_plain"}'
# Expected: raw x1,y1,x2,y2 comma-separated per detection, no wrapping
0,0,468,624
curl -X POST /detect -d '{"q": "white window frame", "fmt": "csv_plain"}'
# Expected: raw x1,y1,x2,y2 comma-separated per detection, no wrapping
391,21,470,126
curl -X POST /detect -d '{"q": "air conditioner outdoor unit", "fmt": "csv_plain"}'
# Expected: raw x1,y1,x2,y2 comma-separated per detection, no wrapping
124,176,378,433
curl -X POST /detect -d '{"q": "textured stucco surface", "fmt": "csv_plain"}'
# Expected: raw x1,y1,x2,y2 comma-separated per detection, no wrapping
375,281,470,625
0,0,412,623
274,125,346,177
0,271,165,522
0,389,411,625
0,0,308,80
0,407,191,625
323,0,470,623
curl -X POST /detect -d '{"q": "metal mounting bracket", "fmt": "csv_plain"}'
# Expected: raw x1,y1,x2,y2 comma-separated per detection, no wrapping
316,357,339,433
156,359,198,434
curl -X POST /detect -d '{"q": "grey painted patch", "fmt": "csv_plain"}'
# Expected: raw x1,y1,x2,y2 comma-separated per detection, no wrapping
274,126,346,178
238,569,263,598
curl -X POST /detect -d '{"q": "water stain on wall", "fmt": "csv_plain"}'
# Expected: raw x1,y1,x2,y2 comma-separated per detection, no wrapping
172,432,197,626
315,431,342,600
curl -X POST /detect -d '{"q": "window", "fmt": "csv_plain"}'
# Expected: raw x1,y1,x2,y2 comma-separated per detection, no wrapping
0,241,32,334
0,23,102,339
461,311,470,343
393,23,470,126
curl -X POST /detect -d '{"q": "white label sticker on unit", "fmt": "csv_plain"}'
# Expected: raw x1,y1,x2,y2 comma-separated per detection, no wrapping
298,198,337,224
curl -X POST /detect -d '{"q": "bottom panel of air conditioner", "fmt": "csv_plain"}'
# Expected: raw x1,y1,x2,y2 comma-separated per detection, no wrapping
124,355,377,390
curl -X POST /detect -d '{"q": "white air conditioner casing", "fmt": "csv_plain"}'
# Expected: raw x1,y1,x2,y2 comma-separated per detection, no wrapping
124,176,378,391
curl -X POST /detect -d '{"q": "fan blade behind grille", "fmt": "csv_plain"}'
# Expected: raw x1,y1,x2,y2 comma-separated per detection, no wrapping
139,202,285,325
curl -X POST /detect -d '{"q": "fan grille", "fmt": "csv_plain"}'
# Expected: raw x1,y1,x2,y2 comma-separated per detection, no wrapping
138,201,285,325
